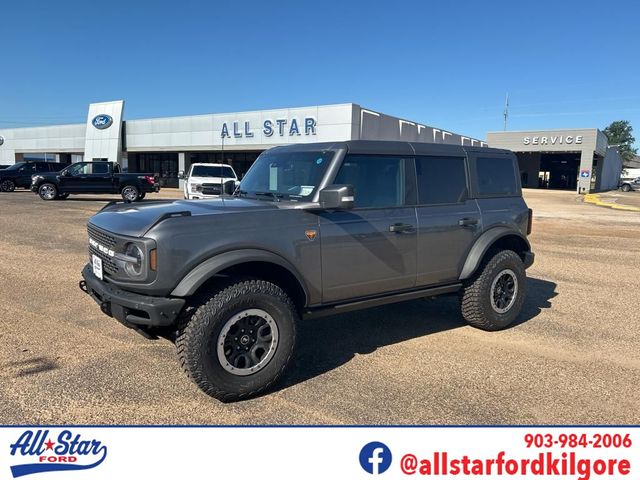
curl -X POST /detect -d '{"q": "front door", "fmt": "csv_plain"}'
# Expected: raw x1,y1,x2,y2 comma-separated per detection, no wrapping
60,162,113,192
319,154,417,303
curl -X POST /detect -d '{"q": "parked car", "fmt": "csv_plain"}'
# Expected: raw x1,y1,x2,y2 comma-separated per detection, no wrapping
619,177,640,192
0,161,69,192
80,140,534,401
31,161,160,201
180,163,238,199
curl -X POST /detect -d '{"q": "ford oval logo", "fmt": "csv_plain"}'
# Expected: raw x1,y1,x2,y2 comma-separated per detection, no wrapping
92,114,113,130
0,135,4,146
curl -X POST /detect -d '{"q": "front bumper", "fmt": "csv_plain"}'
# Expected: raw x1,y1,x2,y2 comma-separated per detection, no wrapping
80,264,184,328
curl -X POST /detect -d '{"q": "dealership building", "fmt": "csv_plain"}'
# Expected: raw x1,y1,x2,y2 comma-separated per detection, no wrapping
0,100,486,188
487,129,623,193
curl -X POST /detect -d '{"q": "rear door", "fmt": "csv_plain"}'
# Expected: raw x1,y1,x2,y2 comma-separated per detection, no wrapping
413,152,482,286
319,154,417,303
88,162,114,192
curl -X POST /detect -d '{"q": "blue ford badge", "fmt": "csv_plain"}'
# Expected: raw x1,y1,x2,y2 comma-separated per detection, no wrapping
92,114,113,130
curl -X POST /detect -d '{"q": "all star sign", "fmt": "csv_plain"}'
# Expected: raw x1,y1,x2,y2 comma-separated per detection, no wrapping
220,117,317,139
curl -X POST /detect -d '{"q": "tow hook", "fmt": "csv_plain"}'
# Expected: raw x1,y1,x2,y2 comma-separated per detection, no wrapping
79,280,88,294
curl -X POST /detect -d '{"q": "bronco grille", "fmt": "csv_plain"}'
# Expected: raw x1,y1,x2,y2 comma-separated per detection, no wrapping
88,244,119,275
87,224,118,275
87,224,116,248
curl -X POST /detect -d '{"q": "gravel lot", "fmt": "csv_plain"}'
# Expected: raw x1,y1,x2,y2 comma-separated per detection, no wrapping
0,188,638,425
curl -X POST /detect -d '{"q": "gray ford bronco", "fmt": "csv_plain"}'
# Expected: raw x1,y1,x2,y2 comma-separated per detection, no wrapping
80,140,534,401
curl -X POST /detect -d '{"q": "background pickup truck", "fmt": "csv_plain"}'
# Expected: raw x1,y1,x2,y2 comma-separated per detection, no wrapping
619,177,640,192
31,161,159,201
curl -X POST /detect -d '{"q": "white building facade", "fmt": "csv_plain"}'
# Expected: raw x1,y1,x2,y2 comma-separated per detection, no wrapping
0,101,485,188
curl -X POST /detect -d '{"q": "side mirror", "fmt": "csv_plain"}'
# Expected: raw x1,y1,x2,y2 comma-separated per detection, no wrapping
318,184,355,210
178,170,185,180
223,179,236,195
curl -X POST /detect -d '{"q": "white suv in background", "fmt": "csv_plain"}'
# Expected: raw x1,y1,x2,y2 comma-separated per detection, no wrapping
181,163,238,200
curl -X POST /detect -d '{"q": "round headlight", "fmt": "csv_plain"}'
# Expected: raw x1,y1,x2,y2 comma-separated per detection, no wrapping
124,243,144,277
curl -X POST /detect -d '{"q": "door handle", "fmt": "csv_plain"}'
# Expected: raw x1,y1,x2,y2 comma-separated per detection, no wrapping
389,223,415,233
458,218,479,227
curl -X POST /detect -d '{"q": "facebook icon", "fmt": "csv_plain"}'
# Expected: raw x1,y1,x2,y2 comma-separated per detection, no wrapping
359,441,392,475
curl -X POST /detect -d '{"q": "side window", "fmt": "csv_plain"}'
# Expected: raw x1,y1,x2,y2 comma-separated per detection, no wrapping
67,163,89,176
92,163,109,174
415,156,467,205
334,155,408,208
476,157,518,196
35,163,49,172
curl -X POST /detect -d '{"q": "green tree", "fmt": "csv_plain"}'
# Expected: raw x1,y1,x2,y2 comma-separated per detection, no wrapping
603,120,638,161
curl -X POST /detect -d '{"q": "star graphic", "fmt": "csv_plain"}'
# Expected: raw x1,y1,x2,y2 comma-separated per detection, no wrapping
44,439,55,451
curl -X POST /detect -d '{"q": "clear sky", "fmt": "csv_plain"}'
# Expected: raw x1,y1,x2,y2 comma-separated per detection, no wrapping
1,0,638,146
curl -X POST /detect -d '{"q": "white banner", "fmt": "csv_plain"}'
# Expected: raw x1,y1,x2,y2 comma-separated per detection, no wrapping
1,427,638,479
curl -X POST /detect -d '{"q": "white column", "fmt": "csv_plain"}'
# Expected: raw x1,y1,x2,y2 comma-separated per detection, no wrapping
577,149,593,194
178,152,186,190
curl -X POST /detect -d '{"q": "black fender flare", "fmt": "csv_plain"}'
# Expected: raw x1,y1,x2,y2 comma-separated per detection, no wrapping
170,248,310,302
459,227,531,280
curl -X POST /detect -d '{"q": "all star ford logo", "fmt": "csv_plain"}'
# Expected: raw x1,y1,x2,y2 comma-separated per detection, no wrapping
9,429,107,478
92,114,113,129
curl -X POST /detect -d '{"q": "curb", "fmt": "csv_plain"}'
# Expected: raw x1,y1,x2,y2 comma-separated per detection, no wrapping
583,193,640,212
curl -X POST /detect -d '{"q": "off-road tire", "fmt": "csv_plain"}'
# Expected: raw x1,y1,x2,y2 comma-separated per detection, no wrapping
176,279,297,402
1,180,16,192
621,184,631,192
38,183,58,201
121,185,140,202
460,249,526,331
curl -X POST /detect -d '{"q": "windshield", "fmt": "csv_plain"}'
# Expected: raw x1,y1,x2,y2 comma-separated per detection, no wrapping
191,165,236,178
5,162,26,171
239,150,335,201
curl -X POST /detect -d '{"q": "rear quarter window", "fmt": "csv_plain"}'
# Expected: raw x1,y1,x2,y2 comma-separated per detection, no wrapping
415,156,467,204
475,157,519,196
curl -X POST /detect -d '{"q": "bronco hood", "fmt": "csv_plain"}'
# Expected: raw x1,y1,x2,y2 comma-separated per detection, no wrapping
88,197,280,237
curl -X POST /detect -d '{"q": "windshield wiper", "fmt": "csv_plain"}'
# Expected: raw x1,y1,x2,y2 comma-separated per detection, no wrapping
254,191,284,202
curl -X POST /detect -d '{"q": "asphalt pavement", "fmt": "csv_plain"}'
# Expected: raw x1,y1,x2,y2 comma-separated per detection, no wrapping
0,188,638,424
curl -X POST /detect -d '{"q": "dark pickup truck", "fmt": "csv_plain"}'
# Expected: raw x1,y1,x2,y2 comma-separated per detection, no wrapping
31,161,160,201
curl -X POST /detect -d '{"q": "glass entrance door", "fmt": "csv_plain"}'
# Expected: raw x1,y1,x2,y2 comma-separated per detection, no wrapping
131,153,179,188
